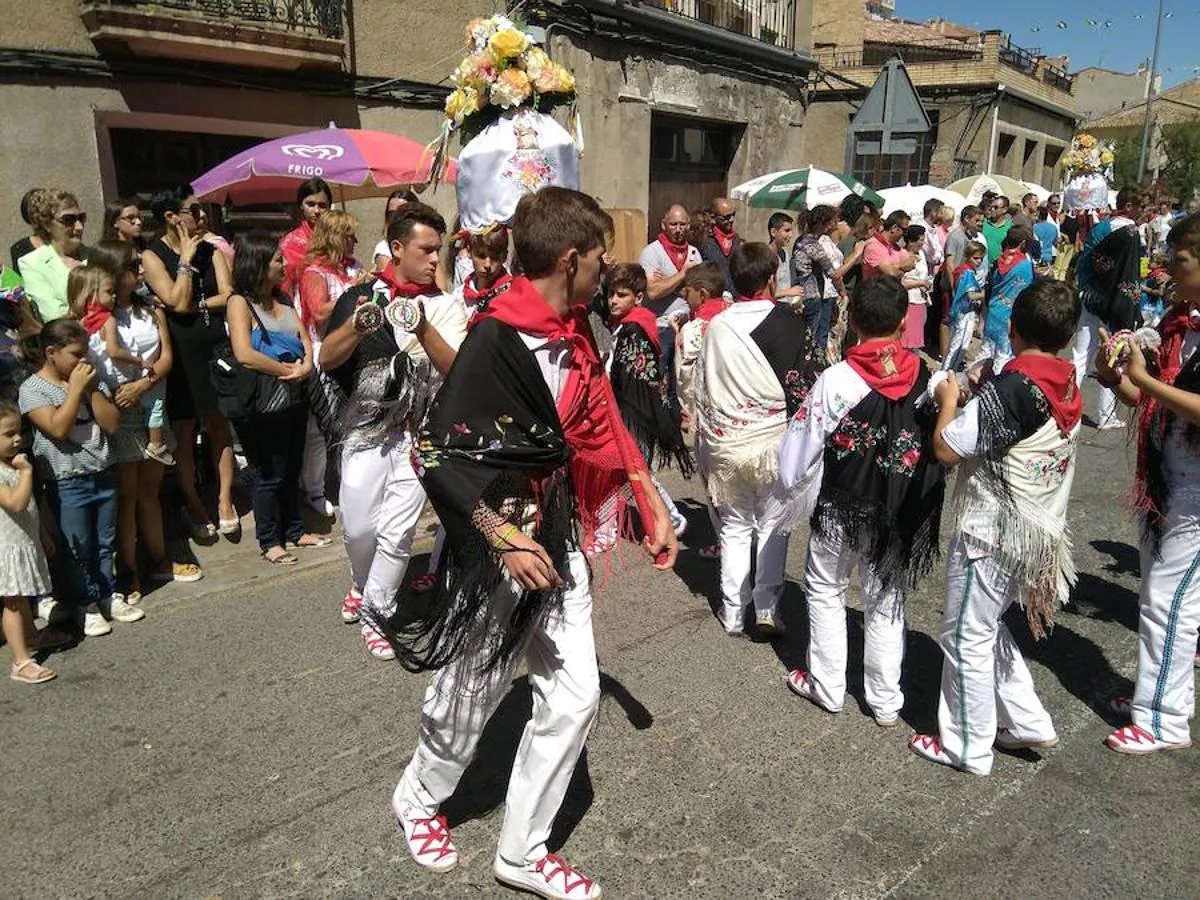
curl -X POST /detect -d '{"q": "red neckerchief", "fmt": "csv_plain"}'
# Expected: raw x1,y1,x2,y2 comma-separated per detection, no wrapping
471,276,656,541
279,220,313,295
952,261,973,288
657,232,690,272
611,306,662,354
733,290,773,304
1003,353,1082,434
377,262,441,299
995,248,1027,277
462,270,511,305
81,300,110,336
713,226,736,257
846,338,920,401
694,298,729,322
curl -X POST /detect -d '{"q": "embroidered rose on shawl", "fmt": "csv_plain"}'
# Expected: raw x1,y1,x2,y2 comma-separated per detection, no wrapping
830,416,884,459
614,334,660,383
1023,432,1078,484
875,428,922,477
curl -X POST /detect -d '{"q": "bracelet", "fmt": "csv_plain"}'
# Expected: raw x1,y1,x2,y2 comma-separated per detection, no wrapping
491,522,519,550
179,263,198,278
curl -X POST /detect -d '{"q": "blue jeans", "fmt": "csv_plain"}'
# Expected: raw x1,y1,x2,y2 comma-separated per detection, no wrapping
803,295,834,352
239,409,307,551
48,470,117,608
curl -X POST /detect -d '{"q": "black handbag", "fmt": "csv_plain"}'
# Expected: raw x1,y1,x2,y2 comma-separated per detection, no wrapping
210,300,308,419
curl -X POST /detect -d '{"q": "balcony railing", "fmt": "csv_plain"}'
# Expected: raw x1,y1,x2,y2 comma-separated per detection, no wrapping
816,39,982,69
648,0,795,49
998,36,1037,73
115,0,343,38
1042,64,1073,92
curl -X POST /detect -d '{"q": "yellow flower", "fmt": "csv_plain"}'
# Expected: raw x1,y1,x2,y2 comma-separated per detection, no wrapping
488,27,529,61
1100,150,1115,165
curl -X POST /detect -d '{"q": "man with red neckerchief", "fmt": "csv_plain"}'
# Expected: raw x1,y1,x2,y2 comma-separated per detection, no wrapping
317,203,467,662
779,276,945,728
698,197,744,296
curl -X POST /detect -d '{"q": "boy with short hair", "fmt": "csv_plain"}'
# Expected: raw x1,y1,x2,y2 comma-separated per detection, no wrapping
779,276,945,726
606,261,691,538
458,227,511,318
911,279,1082,775
382,187,677,899
1096,213,1200,754
943,240,988,372
674,262,729,427
696,243,822,635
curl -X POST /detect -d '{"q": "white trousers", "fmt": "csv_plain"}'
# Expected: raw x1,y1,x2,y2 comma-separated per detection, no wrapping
339,441,426,620
393,549,601,865
942,311,976,373
427,525,446,573
300,414,328,502
1132,512,1200,744
716,481,790,629
803,528,905,717
1071,308,1118,427
937,538,1056,775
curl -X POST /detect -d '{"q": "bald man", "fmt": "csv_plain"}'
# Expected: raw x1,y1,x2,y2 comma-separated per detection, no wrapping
640,204,703,316
699,197,743,295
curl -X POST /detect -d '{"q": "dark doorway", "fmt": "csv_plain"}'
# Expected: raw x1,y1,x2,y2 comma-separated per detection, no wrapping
648,114,743,240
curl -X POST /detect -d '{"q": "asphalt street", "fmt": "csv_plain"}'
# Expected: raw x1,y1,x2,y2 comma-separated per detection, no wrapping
2,400,1198,899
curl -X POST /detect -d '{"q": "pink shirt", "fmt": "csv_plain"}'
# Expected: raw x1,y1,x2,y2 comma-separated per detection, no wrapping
862,233,905,281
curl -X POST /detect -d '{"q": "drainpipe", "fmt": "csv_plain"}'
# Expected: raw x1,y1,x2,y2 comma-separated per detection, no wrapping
987,85,1006,174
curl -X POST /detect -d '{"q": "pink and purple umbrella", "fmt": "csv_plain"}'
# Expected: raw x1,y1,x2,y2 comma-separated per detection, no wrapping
191,128,457,205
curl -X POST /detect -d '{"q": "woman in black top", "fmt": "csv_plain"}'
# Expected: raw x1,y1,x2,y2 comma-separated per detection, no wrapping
142,184,237,539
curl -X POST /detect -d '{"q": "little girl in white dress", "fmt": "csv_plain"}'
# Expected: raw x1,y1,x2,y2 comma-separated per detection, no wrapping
0,400,56,684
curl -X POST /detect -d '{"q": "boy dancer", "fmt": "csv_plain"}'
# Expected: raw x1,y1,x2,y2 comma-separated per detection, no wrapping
942,241,987,373
1097,213,1200,754
779,276,945,725
381,188,677,899
458,226,512,320
695,243,822,635
912,279,1082,775
318,204,466,660
606,262,692,536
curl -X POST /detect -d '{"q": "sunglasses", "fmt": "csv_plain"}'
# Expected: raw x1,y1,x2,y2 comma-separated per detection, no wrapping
119,213,142,223
182,203,205,219
714,213,736,222
56,212,87,227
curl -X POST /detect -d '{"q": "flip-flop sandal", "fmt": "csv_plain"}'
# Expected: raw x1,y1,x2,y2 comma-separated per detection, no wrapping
292,536,333,549
147,561,204,583
263,549,299,566
11,659,57,684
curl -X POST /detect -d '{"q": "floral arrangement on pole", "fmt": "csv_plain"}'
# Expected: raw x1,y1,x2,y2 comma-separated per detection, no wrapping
443,17,576,130
1062,133,1117,213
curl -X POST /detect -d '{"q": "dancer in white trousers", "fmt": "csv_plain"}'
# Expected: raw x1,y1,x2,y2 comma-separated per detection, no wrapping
695,243,821,636
377,188,676,900
317,203,466,660
779,276,945,726
913,279,1082,775
1096,212,1200,754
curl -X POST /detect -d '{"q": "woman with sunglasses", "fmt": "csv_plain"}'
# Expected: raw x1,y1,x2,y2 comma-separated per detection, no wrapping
16,188,88,322
142,184,237,540
102,198,144,246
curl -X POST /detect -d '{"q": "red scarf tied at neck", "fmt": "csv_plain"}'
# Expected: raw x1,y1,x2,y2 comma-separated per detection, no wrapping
713,226,736,258
471,277,658,548
733,290,774,304
462,270,511,306
611,306,662,354
846,339,920,401
694,298,730,323
996,248,1028,277
1003,354,1082,435
657,232,691,273
81,301,111,337
377,261,441,299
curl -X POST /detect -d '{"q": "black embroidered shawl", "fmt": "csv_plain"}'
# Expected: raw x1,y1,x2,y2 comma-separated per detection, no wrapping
610,320,694,476
369,316,577,674
1080,225,1143,332
750,303,823,417
813,370,945,591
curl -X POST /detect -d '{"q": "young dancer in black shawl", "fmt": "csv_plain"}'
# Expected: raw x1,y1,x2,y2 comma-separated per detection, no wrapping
606,262,692,539
779,276,945,726
384,187,677,900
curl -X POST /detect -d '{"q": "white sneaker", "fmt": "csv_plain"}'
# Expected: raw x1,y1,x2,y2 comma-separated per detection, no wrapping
37,597,57,622
84,607,112,637
108,596,146,624
494,853,602,899
755,610,785,636
362,624,396,661
396,810,458,872
785,669,842,713
306,495,335,517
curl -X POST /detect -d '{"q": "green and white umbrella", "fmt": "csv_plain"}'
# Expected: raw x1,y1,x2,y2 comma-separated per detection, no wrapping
730,167,884,211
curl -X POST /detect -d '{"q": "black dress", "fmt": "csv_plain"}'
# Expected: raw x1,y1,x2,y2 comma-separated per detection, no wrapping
145,238,225,421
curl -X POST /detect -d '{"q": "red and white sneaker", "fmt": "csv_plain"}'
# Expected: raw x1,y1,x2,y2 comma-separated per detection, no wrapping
362,624,396,661
994,728,1059,751
908,733,957,769
494,853,602,899
785,669,841,714
340,587,362,624
411,573,437,594
1107,695,1132,718
398,812,458,873
1105,724,1192,755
